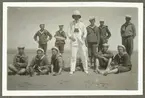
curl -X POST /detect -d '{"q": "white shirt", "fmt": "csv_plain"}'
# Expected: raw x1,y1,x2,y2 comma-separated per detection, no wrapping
68,20,87,46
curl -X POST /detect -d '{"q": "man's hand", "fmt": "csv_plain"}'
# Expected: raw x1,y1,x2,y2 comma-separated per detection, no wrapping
69,36,76,42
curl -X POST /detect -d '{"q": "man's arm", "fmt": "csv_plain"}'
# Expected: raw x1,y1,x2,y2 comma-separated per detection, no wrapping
46,30,52,40
57,56,64,74
96,27,100,45
103,51,113,58
18,56,28,68
132,24,136,38
123,54,131,66
82,23,87,40
34,31,38,41
106,26,111,39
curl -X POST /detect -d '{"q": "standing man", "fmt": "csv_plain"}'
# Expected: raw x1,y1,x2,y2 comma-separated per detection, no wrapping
8,46,28,75
34,24,52,54
54,25,67,54
86,16,100,68
120,15,136,58
98,19,111,51
68,10,88,74
27,48,50,76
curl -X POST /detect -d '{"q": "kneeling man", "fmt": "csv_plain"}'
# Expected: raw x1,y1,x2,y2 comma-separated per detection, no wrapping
102,45,132,76
8,46,28,75
27,48,50,76
95,43,113,74
51,47,64,76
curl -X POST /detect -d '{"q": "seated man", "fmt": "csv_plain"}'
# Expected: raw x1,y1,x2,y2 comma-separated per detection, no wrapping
27,48,50,76
8,46,28,75
102,45,132,76
95,43,113,74
51,47,64,76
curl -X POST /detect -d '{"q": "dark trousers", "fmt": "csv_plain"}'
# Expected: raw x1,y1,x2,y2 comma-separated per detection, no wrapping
39,43,47,54
122,36,133,57
99,38,108,51
55,43,65,54
88,42,98,69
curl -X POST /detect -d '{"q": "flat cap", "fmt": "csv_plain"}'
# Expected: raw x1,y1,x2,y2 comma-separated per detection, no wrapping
125,15,132,18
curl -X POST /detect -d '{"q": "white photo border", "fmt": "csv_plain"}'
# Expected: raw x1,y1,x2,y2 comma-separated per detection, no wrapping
2,2,143,96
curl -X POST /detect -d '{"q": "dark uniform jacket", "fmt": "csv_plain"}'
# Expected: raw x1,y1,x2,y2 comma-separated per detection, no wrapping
99,25,111,43
54,30,67,44
51,54,64,72
86,25,100,44
34,29,52,44
29,55,50,70
112,52,132,67
13,53,28,68
121,22,136,38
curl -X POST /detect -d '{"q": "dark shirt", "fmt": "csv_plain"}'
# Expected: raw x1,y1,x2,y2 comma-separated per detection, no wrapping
99,25,111,39
112,53,131,66
34,29,52,44
54,30,67,44
13,53,28,68
86,25,100,44
51,54,64,72
29,55,50,69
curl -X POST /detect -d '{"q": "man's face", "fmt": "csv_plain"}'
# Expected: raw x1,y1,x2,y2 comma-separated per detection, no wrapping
102,46,108,52
40,24,45,29
118,47,124,54
100,21,104,26
37,50,44,58
73,15,80,21
18,48,24,54
59,26,63,30
125,17,131,23
90,19,95,25
52,49,58,55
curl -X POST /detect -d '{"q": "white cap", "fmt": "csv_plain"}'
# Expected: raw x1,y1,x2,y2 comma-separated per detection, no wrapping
51,46,59,53
37,48,44,53
89,16,95,21
125,15,132,18
100,19,105,22
118,45,126,51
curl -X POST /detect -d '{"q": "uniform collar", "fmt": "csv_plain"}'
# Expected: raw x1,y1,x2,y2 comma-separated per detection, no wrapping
99,25,106,28
17,53,25,57
39,29,45,34
36,55,45,60
118,52,127,58
89,25,96,28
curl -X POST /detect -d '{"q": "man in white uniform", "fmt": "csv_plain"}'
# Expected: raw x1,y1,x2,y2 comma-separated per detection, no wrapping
68,10,88,74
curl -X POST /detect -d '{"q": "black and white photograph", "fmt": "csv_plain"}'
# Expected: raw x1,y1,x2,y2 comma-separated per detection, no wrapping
2,2,143,96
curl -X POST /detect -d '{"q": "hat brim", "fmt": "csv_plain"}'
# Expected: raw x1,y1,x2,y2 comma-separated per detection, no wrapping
18,47,25,49
72,15,81,19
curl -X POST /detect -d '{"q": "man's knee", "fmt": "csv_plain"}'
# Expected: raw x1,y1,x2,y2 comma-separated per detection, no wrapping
18,68,26,75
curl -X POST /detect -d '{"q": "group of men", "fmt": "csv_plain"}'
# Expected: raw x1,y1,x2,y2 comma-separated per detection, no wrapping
8,10,136,76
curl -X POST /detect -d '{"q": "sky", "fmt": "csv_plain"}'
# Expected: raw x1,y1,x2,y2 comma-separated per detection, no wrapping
7,7,138,51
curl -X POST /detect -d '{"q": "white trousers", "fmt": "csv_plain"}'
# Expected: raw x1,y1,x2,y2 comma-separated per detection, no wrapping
70,40,88,72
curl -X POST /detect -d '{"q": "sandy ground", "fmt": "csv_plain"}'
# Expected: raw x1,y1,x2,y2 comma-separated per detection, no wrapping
7,50,138,90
